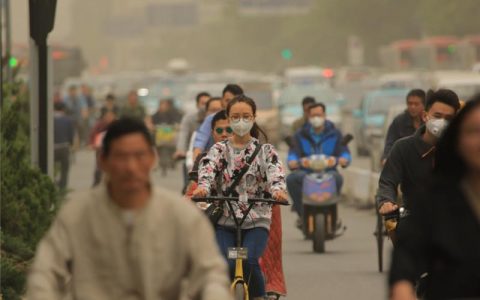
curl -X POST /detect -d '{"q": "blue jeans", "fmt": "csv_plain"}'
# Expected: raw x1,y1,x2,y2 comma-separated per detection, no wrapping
286,169,343,217
215,226,269,298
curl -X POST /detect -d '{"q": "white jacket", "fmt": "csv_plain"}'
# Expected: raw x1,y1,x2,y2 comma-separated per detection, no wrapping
26,184,232,300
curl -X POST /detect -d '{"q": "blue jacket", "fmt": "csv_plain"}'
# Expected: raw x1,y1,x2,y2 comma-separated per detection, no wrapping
287,120,352,171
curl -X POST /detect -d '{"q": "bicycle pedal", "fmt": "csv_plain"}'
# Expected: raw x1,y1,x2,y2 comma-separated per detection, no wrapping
228,247,248,259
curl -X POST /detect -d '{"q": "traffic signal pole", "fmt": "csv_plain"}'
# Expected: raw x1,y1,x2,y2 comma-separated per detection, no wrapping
29,0,57,176
4,0,11,82
1,0,4,108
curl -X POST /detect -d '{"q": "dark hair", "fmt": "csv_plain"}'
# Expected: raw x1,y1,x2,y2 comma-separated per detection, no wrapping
205,97,222,111
54,102,66,111
211,110,228,130
406,89,426,105
106,93,116,101
226,95,268,141
222,84,244,97
196,92,211,104
102,118,154,156
425,89,460,112
302,96,316,106
434,94,480,183
308,102,326,113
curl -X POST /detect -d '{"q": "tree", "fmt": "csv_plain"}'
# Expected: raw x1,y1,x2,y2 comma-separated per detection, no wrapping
0,80,59,299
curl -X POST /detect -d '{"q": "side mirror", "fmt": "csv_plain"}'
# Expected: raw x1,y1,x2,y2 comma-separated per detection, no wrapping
352,109,363,118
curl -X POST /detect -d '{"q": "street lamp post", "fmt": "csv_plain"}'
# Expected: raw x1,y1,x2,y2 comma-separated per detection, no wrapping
29,0,57,176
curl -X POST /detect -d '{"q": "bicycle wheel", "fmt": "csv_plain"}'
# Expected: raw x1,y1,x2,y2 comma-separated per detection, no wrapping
375,210,384,272
233,282,248,300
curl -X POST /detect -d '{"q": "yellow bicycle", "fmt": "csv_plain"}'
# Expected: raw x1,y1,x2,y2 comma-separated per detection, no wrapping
192,196,288,300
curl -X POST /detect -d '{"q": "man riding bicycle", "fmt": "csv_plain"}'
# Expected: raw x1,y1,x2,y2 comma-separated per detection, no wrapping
26,118,231,299
377,89,460,218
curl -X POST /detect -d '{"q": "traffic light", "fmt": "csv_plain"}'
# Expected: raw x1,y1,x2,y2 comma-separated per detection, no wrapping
447,44,456,54
9,56,19,68
281,48,293,60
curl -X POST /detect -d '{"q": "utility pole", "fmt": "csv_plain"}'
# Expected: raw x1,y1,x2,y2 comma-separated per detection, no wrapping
4,0,11,82
0,0,4,107
29,0,57,176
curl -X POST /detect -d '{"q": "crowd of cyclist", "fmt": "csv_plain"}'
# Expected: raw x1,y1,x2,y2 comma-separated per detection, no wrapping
43,80,479,299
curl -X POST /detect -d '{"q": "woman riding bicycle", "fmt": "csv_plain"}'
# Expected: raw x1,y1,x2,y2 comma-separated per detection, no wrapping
193,95,288,300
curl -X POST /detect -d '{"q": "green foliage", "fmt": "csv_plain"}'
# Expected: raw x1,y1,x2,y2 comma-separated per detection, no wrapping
1,80,59,299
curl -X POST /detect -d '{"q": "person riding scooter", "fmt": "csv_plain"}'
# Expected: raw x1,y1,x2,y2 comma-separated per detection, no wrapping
286,102,352,227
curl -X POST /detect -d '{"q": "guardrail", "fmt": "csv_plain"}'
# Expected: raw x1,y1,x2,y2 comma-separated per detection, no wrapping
339,166,380,208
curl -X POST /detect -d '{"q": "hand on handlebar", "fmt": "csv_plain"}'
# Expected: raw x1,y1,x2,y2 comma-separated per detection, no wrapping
288,160,299,170
379,201,399,215
390,280,416,300
326,156,337,168
301,158,310,169
173,151,186,160
338,157,349,168
192,187,208,198
273,191,289,203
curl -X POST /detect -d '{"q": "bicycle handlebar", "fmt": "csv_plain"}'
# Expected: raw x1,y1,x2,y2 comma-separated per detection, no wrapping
383,207,409,220
191,196,290,206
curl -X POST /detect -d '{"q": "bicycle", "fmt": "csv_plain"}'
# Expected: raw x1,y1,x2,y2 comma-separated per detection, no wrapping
374,206,409,272
192,196,289,300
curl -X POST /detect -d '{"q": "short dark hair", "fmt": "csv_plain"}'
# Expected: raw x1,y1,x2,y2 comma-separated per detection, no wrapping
222,84,243,97
302,96,316,107
211,110,228,130
106,93,116,101
206,97,222,111
102,118,154,156
308,102,326,113
434,94,480,183
406,89,426,105
196,92,210,104
54,102,66,111
425,89,460,112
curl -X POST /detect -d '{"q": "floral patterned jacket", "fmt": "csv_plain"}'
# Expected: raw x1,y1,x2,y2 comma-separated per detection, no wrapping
198,138,286,229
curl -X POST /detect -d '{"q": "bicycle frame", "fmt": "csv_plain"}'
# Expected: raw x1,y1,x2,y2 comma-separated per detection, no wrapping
192,196,288,299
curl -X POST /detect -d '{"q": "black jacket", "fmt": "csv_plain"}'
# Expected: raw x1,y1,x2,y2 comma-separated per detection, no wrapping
382,111,423,160
376,126,435,209
389,179,480,299
54,113,75,146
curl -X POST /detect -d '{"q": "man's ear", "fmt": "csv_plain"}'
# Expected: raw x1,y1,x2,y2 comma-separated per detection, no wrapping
422,111,428,123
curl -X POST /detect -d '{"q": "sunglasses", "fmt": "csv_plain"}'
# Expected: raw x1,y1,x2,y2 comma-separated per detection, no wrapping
215,127,233,134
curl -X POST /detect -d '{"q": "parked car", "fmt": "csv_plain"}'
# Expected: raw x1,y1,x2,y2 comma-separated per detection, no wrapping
278,84,342,137
352,88,409,156
427,71,480,101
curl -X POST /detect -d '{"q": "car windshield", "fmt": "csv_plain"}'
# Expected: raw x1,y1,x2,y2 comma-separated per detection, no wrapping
247,90,273,109
242,82,275,110
366,94,405,115
280,86,337,105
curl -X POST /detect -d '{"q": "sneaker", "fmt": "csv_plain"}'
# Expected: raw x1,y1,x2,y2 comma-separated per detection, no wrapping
266,292,281,300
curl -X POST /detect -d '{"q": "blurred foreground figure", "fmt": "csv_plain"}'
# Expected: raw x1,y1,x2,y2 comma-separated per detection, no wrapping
26,118,232,300
389,96,480,300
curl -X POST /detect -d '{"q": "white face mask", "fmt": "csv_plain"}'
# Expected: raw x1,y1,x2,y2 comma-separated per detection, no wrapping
231,119,254,137
426,118,449,138
309,116,325,128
